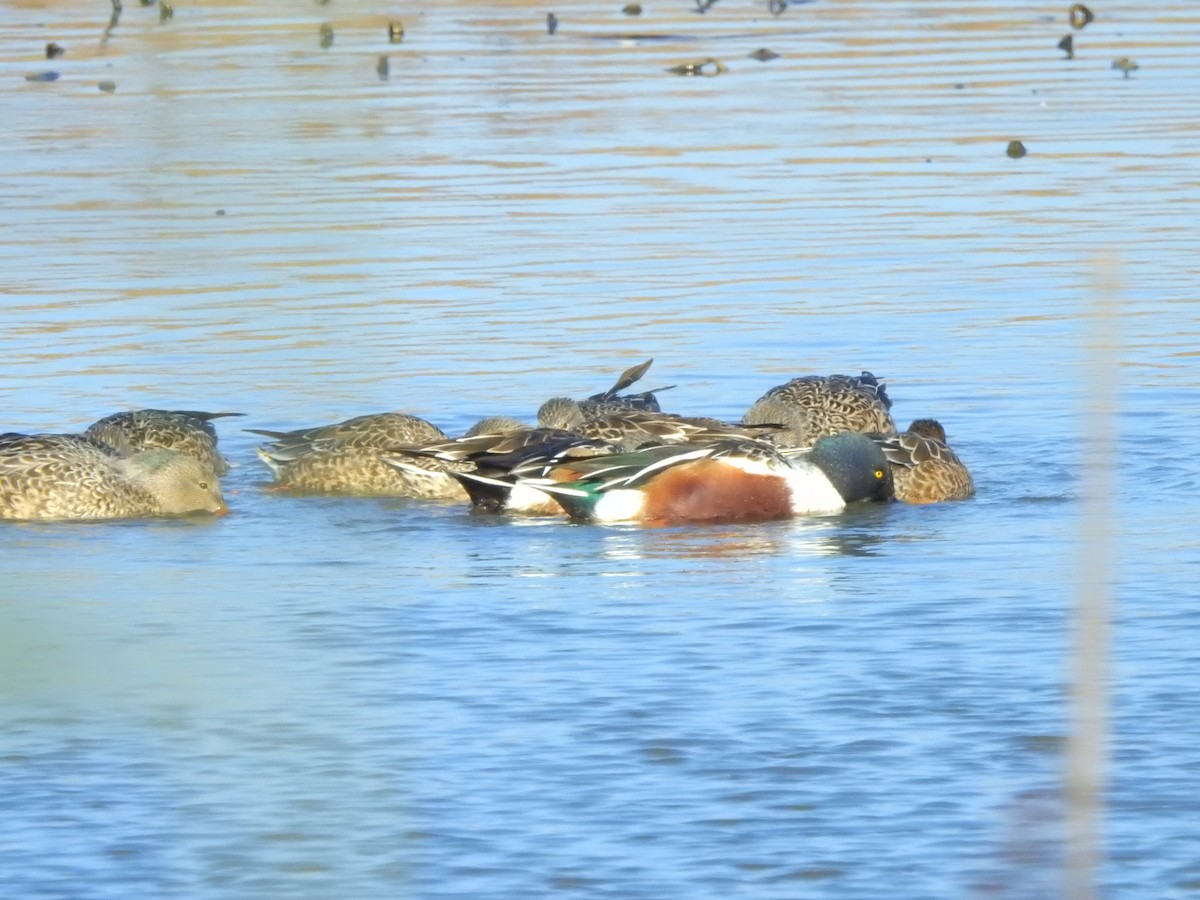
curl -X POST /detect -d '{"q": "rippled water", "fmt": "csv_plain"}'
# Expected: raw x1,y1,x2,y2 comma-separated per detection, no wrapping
2,1,1198,897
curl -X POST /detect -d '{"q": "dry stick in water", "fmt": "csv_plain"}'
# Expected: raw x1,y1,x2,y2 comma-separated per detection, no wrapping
1066,267,1119,900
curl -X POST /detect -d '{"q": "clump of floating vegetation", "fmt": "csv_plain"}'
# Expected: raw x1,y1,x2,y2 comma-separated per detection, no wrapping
319,23,334,49
1111,57,1138,78
1006,140,1027,159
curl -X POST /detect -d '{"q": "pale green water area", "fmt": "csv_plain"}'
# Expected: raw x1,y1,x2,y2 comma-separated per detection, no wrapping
2,0,1199,896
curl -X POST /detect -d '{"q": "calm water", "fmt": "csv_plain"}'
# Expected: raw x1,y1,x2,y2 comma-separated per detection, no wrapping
2,0,1199,896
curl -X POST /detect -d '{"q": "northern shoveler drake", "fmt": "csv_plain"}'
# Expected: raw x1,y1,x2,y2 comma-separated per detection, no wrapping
85,409,244,475
526,432,894,524
743,372,897,448
248,413,526,498
383,428,620,514
0,432,228,520
872,419,974,504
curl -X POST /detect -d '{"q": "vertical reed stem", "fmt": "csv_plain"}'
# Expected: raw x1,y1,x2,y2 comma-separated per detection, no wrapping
1065,273,1119,899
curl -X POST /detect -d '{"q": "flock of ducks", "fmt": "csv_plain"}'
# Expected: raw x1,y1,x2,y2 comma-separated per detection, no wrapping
0,361,973,524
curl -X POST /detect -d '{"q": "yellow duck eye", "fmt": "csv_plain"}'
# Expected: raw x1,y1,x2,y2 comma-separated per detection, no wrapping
874,469,884,479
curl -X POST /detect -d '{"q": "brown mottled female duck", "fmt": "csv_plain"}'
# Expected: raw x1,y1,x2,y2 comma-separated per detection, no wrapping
742,372,896,448
0,432,228,520
249,412,526,499
871,419,974,504
85,409,243,475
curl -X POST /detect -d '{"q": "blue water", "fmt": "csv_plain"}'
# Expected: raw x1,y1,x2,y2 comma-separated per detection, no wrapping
2,1,1198,897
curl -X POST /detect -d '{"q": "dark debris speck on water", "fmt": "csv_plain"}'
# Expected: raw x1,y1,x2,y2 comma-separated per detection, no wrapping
749,48,779,62
667,58,727,76
25,71,60,82
388,22,404,43
45,42,64,59
547,13,558,35
1057,34,1073,59
319,23,334,48
1006,140,1027,159
98,80,117,92
622,4,642,15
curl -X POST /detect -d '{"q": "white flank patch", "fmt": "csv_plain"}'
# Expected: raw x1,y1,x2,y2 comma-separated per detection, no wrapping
783,459,845,514
592,488,647,522
507,482,557,513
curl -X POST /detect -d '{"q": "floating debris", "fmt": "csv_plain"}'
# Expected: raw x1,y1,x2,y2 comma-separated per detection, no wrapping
768,0,787,16
1068,3,1094,29
376,55,389,80
98,80,117,92
104,0,122,41
319,23,334,48
1057,34,1073,59
24,71,60,82
622,4,642,15
389,21,404,43
584,32,699,44
159,2,173,22
667,58,726,76
215,209,226,216
139,0,154,6
694,0,718,12
749,48,779,62
45,42,64,59
1111,57,1138,78
1006,140,1027,159
547,13,558,35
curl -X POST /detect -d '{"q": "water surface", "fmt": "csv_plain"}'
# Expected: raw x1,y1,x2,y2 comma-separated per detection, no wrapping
2,1,1198,897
